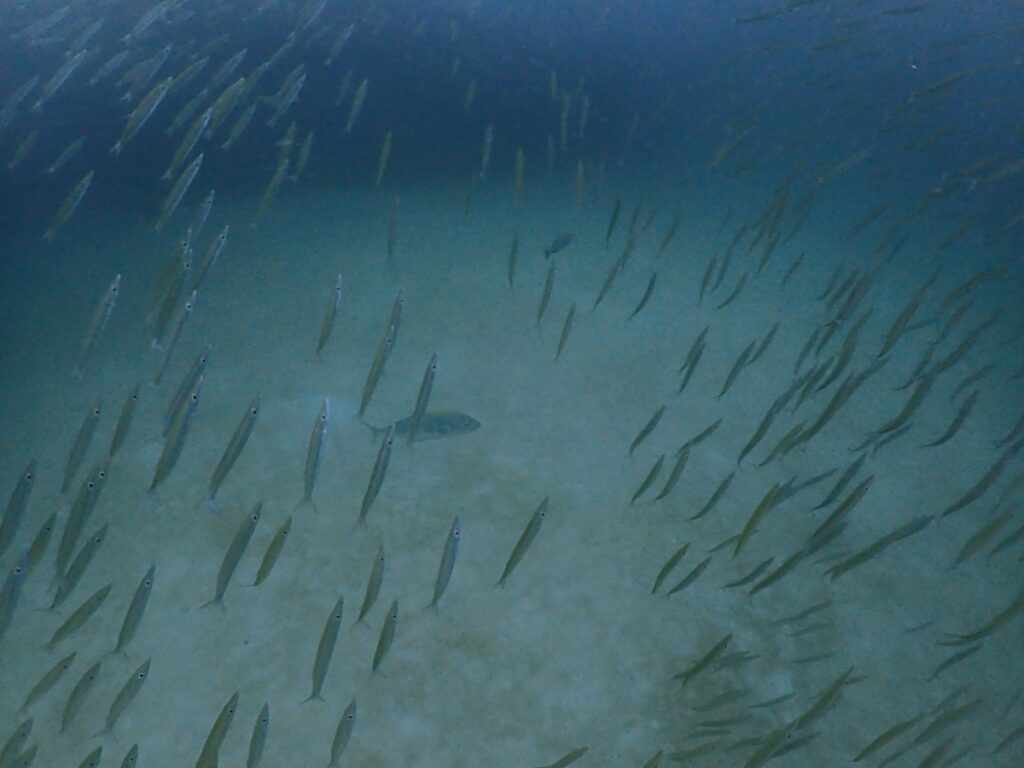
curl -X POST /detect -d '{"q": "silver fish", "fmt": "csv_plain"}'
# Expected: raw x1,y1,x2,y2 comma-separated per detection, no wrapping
201,502,262,610
195,691,239,768
371,600,399,672
153,288,197,385
61,401,102,493
252,516,291,586
297,399,329,513
430,515,461,609
358,289,404,418
60,660,103,732
247,703,269,768
371,410,481,442
358,425,395,526
98,658,151,735
191,224,228,293
303,593,344,702
407,353,438,444
205,394,260,506
156,152,203,231
113,565,155,655
164,346,209,436
0,554,28,646
498,497,549,587
150,374,203,491
162,106,211,180
51,523,108,609
21,652,76,712
357,543,385,623
112,77,171,154
56,459,110,581
46,583,112,650
45,169,93,241
316,274,342,357
109,383,140,459
328,699,357,766
0,460,36,560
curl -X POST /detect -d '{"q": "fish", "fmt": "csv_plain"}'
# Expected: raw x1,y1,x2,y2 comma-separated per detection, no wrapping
113,565,155,655
21,652,76,712
47,136,86,175
921,390,976,448
221,102,257,150
556,303,577,359
33,49,89,112
430,515,461,609
192,224,229,294
112,77,171,154
358,425,395,526
51,523,109,609
303,593,344,702
371,600,399,672
628,405,665,456
296,399,330,513
535,747,588,768
537,259,556,325
156,152,203,231
667,555,712,595
25,511,56,574
76,747,103,768
498,497,549,587
358,290,404,418
733,483,780,558
506,232,519,289
316,275,343,356
328,699,357,766
852,715,925,762
61,401,102,494
251,516,291,587
0,460,36,561
544,233,573,258
408,353,438,445
45,170,93,241
205,395,261,506
195,691,240,768
150,374,203,492
368,410,481,443
98,658,151,736
651,543,688,594
164,346,209,435
479,124,493,180
163,107,211,181
346,78,368,133
61,660,103,732
247,703,270,768
109,383,140,459
201,502,262,610
629,273,657,320
56,460,110,581
46,583,112,650
355,544,389,626
0,555,28,646
693,471,735,520
632,454,666,503
153,289,197,385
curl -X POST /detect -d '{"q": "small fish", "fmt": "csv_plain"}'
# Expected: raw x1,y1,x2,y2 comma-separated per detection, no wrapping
358,424,397,526
164,346,209,436
0,555,29,647
51,523,108,609
357,544,385,623
0,460,36,561
201,502,262,610
498,497,549,587
73,274,121,379
316,275,343,357
155,152,203,231
651,543,688,594
120,745,139,768
368,410,481,443
506,232,519,289
76,747,103,768
328,699,357,766
371,600,399,672
0,718,32,765
430,515,461,609
535,746,588,768
251,516,291,586
46,583,112,650
97,658,151,736
113,565,155,655
303,593,344,702
628,273,657,320
247,703,270,768
358,290,403,418
25,511,57,574
632,454,666,503
205,394,261,506
195,691,240,768
21,652,76,712
544,233,573,259
61,660,103,732
628,405,665,456
296,399,330,513
150,374,203,491
109,383,140,458
555,303,577,359
537,259,557,325
667,555,712,594
407,353,438,445
61,401,102,494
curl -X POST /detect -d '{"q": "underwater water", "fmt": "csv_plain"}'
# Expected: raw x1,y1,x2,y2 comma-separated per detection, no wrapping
1,0,1023,766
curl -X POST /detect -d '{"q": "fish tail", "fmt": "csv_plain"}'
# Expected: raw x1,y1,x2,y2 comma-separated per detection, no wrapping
293,498,318,516
300,692,324,704
198,597,226,612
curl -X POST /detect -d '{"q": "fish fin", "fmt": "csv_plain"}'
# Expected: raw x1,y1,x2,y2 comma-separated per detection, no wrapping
198,597,226,612
300,692,324,704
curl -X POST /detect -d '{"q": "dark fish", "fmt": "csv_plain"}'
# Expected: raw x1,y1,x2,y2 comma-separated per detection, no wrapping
369,410,480,442
544,232,573,258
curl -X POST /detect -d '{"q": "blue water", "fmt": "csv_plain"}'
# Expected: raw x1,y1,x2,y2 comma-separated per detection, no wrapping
0,1,1022,766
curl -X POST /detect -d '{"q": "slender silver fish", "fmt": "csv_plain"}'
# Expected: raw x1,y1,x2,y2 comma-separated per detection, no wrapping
316,274,342,357
371,600,398,672
358,289,404,418
0,555,28,647
109,383,140,459
21,652,76,712
328,699,357,766
430,515,461,609
113,565,155,655
0,460,36,561
61,401,102,493
51,523,108,609
358,425,395,526
201,502,262,610
153,289,197,385
247,703,269,768
251,516,291,586
357,543,385,623
46,584,112,650
45,169,93,241
61,661,102,732
205,394,260,507
296,399,329,513
156,152,203,231
303,593,344,702
112,77,171,155
498,497,549,587
407,353,438,444
56,459,109,580
97,658,150,735
150,374,203,491
195,691,239,768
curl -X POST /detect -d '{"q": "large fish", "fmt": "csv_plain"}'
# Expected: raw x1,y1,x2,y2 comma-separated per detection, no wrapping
367,410,480,443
